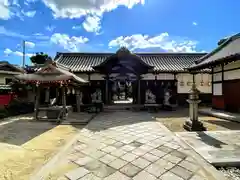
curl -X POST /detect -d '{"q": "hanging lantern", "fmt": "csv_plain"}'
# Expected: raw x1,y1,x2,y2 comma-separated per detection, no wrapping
146,81,148,86
180,74,184,86
200,74,204,86
187,81,192,86
207,74,211,86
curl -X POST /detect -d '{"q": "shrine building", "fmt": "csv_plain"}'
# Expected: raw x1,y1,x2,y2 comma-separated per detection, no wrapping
189,33,240,113
53,47,212,106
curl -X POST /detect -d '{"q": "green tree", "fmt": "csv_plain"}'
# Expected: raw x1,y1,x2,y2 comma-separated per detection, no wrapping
30,52,52,64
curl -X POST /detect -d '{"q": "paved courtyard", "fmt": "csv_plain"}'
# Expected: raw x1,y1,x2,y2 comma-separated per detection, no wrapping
35,111,225,180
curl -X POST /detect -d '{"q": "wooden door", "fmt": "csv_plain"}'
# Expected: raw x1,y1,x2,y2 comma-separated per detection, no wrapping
223,80,240,112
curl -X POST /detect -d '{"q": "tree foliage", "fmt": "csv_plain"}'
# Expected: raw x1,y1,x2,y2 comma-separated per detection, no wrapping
30,52,52,64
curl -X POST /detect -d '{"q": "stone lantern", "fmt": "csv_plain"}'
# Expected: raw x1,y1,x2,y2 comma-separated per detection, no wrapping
183,83,206,131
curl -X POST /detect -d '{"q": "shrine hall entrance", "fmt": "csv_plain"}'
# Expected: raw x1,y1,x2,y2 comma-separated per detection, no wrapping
109,74,136,104
92,47,154,105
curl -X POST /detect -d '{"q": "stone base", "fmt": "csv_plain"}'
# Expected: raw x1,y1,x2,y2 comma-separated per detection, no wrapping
183,118,207,131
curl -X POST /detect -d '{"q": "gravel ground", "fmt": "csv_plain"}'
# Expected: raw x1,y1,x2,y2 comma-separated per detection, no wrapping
153,108,240,132
218,167,240,180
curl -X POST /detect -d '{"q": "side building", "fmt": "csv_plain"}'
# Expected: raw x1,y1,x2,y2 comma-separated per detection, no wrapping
54,48,211,106
189,33,240,112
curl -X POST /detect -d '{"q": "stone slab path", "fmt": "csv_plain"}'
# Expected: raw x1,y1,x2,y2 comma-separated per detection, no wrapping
177,130,240,166
34,111,225,180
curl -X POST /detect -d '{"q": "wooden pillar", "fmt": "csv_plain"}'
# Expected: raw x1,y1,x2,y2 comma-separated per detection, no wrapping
62,86,67,119
192,73,195,84
75,88,81,112
45,87,50,103
35,84,40,119
105,75,109,104
211,66,214,95
137,76,141,104
55,87,59,104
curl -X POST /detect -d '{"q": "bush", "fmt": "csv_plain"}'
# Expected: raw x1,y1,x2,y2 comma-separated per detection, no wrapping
6,99,34,116
0,108,8,119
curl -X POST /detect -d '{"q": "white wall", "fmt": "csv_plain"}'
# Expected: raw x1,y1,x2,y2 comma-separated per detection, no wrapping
224,60,240,71
213,61,240,81
213,83,222,95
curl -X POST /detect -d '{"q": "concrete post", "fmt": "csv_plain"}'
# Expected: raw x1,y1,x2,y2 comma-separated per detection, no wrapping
183,83,206,131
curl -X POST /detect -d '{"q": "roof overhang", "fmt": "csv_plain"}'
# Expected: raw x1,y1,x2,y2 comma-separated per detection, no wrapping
188,53,240,71
15,63,88,84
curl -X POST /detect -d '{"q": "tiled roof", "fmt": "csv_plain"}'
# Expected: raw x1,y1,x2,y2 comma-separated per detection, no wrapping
189,33,240,70
15,63,88,83
55,52,207,73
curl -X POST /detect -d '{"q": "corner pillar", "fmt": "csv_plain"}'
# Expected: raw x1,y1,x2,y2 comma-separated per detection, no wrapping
105,75,109,104
137,76,141,104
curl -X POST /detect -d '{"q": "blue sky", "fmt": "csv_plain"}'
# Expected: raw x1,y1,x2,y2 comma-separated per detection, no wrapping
0,0,239,65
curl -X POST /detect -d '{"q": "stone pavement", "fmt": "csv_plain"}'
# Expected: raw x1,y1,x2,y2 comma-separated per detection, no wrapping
34,111,225,180
177,130,240,166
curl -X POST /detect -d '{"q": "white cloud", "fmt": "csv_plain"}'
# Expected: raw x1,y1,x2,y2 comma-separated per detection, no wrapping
33,33,50,40
41,0,144,33
50,33,89,52
24,0,38,6
0,26,29,38
0,0,36,20
42,0,144,18
0,0,12,20
25,41,35,48
45,25,56,32
72,25,81,30
4,48,34,57
21,10,36,17
108,33,199,53
82,15,101,33
192,22,198,26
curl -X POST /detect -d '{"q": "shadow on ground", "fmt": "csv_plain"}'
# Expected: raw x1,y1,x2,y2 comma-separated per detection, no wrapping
0,120,58,146
196,132,227,148
204,120,240,130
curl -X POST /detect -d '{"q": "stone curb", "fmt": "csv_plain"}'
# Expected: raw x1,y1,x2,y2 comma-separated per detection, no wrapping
156,122,228,180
